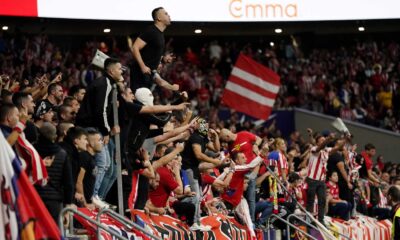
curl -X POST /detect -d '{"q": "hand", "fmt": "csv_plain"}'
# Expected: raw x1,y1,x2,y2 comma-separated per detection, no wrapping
139,148,150,161
209,128,218,137
186,191,196,197
75,192,84,202
43,156,55,167
63,212,70,227
174,102,190,111
19,112,29,124
143,160,151,168
85,203,95,211
180,91,188,101
163,53,175,64
141,65,151,75
175,142,185,152
127,36,133,48
351,144,358,152
111,125,120,136
189,116,199,128
157,208,166,215
51,73,62,83
171,84,179,91
103,135,110,145
347,182,353,190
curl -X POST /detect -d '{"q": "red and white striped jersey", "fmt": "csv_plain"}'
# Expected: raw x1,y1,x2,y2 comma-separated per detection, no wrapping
307,146,332,181
278,150,288,175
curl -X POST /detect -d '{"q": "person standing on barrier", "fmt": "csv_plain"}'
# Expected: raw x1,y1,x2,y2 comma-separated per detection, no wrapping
129,7,177,92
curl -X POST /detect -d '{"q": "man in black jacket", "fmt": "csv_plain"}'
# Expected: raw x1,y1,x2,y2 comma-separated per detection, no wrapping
35,123,74,222
76,58,123,144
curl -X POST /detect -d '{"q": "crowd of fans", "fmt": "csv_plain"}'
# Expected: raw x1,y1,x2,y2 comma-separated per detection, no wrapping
1,18,400,239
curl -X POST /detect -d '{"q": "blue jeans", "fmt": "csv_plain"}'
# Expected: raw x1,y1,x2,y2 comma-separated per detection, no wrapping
245,178,256,222
98,139,117,199
184,169,201,225
255,200,273,225
93,144,110,198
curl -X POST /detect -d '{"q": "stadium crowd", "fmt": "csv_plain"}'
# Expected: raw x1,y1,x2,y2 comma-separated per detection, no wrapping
1,7,400,239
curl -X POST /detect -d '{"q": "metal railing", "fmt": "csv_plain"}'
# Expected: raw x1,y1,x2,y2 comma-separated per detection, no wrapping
96,208,161,240
267,214,317,240
287,213,351,240
59,207,128,240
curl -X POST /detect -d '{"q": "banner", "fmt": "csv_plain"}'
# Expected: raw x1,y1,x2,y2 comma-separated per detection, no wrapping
221,54,280,120
1,0,400,21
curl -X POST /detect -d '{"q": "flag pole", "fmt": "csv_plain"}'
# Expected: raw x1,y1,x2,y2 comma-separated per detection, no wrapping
112,84,124,215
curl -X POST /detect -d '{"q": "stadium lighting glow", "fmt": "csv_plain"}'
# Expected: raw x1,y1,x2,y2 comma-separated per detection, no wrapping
270,42,275,47
275,28,282,34
2,26,9,31
194,29,202,34
103,28,111,33
358,26,365,32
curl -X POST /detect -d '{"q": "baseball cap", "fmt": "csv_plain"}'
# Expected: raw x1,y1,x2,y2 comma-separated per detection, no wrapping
35,100,53,119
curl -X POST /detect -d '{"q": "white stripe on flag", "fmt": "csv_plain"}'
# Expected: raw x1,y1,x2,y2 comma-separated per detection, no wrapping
231,67,280,94
225,81,275,107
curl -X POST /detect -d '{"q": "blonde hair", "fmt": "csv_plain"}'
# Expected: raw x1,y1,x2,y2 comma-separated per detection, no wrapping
274,138,286,151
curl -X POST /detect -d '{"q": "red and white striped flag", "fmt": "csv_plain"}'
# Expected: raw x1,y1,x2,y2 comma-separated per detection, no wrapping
221,54,280,120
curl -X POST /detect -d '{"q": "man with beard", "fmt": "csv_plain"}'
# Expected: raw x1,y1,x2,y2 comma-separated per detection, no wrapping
37,83,64,109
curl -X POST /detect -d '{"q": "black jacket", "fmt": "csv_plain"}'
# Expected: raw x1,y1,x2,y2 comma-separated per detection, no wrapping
35,138,73,204
76,75,115,136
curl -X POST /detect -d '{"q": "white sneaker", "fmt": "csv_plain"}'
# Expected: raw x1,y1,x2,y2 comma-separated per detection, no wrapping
92,195,109,209
190,223,211,232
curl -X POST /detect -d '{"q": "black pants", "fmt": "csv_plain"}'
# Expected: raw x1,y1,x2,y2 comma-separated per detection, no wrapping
44,200,63,223
306,177,326,223
172,201,195,226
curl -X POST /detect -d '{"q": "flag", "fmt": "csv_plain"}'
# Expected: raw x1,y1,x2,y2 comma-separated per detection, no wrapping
0,131,60,240
221,54,280,120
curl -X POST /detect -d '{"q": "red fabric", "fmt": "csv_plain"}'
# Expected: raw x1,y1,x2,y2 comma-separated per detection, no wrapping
361,151,373,170
201,173,216,185
229,131,257,164
221,170,247,207
148,167,179,208
15,130,48,186
0,0,38,17
326,181,340,200
128,169,144,209
15,160,60,239
221,54,280,120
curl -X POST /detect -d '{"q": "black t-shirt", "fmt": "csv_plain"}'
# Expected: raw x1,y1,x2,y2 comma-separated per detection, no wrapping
327,152,347,184
181,132,209,179
138,25,165,70
24,121,38,144
131,25,165,90
79,151,96,203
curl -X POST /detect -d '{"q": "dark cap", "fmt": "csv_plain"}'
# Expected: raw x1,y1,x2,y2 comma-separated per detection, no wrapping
34,100,53,119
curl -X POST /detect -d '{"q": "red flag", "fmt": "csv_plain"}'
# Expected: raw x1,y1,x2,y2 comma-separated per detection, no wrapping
221,54,280,120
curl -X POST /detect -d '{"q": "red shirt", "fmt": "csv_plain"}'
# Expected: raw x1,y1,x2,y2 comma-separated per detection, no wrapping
230,131,257,164
221,170,247,207
361,151,373,171
148,167,179,208
326,181,339,200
